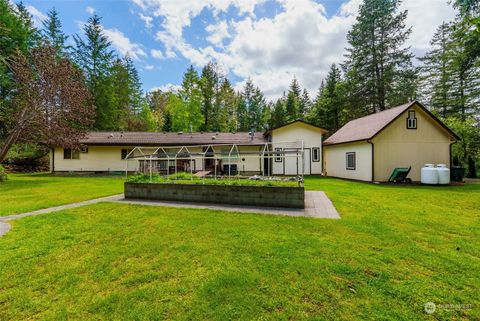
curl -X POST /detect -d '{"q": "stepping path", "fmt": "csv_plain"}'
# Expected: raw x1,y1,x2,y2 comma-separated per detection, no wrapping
0,194,124,237
0,191,339,237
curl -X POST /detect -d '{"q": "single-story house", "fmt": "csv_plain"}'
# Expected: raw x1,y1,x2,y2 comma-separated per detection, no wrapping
323,101,459,182
50,120,327,176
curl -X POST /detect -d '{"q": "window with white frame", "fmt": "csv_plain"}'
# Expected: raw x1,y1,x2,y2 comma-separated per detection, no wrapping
121,149,133,160
346,152,356,170
63,148,80,160
274,148,282,162
312,147,320,162
407,110,417,129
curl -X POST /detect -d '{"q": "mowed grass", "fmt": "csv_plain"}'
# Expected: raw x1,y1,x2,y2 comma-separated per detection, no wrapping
0,177,479,320
0,173,124,216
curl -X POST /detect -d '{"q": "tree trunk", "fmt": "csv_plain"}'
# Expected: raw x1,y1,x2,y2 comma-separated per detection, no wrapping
0,129,21,163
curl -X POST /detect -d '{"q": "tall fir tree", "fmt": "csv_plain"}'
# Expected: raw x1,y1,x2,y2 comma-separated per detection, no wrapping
199,62,219,131
41,8,68,56
419,22,456,117
179,65,202,131
343,0,415,113
285,77,301,121
309,64,344,132
217,78,237,132
0,0,38,139
73,14,116,130
269,98,286,129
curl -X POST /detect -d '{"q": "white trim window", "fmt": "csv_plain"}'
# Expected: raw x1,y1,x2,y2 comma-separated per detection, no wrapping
64,148,80,160
274,148,282,162
407,110,417,129
121,149,133,160
346,152,356,170
312,147,320,162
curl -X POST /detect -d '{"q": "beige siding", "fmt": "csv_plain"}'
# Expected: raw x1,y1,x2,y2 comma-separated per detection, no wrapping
371,104,453,181
53,146,139,172
324,142,373,181
53,145,264,174
270,122,323,175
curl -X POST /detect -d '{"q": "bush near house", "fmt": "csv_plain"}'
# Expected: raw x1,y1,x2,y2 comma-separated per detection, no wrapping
0,165,7,182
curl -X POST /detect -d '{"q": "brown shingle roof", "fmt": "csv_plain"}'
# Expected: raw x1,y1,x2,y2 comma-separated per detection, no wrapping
80,131,267,146
323,102,416,145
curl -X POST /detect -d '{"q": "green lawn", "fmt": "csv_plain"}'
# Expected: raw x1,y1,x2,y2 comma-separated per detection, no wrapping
0,176,479,320
0,173,124,216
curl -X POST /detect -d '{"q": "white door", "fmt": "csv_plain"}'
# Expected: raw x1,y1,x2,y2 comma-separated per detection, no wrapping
284,148,310,175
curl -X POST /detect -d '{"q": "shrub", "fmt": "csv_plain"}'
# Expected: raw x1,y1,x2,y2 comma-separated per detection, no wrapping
0,165,7,182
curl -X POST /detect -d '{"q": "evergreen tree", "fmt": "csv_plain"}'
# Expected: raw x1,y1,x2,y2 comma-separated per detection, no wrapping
73,14,116,130
343,0,415,113
179,65,203,131
285,77,301,121
270,98,286,129
218,78,237,132
199,62,219,131
309,64,345,132
0,0,38,139
299,88,311,119
41,8,68,55
419,22,456,117
239,79,266,131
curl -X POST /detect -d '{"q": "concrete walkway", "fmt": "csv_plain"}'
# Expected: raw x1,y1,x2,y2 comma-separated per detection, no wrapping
0,194,123,237
0,191,339,237
113,191,340,219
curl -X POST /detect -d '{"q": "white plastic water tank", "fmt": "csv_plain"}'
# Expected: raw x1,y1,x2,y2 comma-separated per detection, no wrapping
421,164,438,184
436,164,450,185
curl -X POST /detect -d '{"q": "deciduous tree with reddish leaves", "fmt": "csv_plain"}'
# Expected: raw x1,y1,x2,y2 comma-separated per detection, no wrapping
0,44,94,162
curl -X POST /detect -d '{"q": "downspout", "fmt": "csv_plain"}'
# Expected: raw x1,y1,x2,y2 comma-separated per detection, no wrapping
449,140,457,168
367,140,374,182
51,148,55,173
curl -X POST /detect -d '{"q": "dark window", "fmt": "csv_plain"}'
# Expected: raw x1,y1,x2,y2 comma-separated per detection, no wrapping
346,152,356,170
312,147,320,162
274,148,282,162
121,149,132,159
407,110,417,129
80,145,88,153
63,148,79,160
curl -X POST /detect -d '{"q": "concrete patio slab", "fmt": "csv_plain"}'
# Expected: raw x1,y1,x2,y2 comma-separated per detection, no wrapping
112,191,340,219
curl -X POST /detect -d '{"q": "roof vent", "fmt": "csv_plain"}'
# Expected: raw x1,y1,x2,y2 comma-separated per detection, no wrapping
215,131,219,136
108,133,114,138
211,136,216,140
177,131,183,135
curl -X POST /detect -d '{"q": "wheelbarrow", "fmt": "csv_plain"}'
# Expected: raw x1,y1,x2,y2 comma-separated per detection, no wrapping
388,166,412,183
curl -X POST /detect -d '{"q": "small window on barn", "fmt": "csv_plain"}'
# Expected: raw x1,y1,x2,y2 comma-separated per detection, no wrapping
312,147,320,162
121,149,133,160
346,152,356,170
407,110,417,129
63,148,80,160
274,148,282,162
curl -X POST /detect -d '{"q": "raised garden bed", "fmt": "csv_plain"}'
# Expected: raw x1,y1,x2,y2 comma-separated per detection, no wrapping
124,174,304,208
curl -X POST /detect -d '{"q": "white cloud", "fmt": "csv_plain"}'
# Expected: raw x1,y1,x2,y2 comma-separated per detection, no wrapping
145,64,155,70
205,20,231,47
150,83,181,93
85,6,96,15
134,0,456,99
26,5,47,28
103,27,147,60
139,13,153,28
151,48,176,59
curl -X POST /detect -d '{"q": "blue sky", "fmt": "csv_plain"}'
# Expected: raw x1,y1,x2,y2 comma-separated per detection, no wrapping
24,0,456,99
